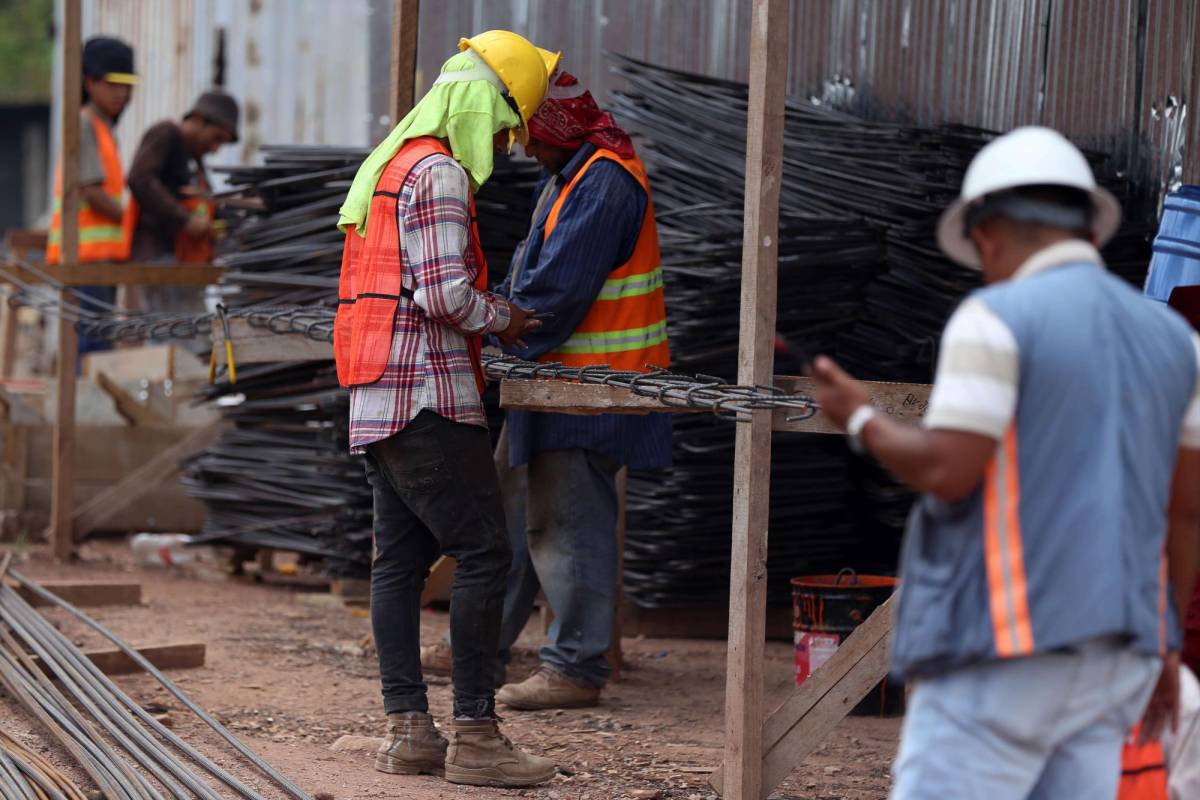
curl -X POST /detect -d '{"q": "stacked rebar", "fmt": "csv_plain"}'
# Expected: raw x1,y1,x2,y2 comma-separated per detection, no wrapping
609,54,1157,605
0,559,311,799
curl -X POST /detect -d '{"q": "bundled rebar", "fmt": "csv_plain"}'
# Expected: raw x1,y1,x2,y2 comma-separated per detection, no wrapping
0,558,312,799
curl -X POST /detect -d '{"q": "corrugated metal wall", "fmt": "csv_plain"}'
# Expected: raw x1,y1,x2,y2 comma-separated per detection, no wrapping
55,1,1197,188
65,0,373,176
413,0,1197,187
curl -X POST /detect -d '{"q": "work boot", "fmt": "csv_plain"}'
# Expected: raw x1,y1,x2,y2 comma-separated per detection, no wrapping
496,665,601,710
419,642,453,676
443,717,557,787
374,711,448,776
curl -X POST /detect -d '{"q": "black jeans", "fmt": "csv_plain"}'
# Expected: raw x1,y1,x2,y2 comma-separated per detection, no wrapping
364,410,512,719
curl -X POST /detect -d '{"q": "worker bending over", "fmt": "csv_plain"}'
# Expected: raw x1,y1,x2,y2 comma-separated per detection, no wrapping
46,36,137,355
128,90,239,264
812,127,1200,800
335,31,553,788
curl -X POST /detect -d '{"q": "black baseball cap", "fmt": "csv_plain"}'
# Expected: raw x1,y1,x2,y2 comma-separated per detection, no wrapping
82,36,137,84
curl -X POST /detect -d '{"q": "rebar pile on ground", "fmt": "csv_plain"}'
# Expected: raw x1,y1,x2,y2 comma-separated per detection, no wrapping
608,54,1158,605
0,558,312,799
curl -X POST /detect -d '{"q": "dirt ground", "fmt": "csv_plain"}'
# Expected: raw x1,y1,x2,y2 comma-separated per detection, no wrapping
0,542,899,799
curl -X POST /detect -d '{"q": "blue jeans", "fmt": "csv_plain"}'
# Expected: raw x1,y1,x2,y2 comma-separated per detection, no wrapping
493,426,620,688
891,637,1160,800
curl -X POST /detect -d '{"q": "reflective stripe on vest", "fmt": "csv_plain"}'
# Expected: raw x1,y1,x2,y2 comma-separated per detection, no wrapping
538,148,670,372
46,107,133,264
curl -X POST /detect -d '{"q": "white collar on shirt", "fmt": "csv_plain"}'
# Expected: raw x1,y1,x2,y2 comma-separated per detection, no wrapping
1011,239,1105,282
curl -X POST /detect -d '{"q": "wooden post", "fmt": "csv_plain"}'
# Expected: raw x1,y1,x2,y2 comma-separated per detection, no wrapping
389,0,420,125
50,0,82,561
722,1,789,798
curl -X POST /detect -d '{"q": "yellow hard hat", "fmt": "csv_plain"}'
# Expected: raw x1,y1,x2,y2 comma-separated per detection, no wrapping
537,47,562,80
458,30,549,143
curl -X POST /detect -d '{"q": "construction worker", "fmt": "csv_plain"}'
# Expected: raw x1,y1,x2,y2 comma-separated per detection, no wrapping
128,90,239,264
811,127,1200,800
46,36,137,356
470,64,670,710
334,31,554,787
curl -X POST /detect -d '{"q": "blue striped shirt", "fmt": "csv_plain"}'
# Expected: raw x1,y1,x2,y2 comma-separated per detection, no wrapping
496,144,673,469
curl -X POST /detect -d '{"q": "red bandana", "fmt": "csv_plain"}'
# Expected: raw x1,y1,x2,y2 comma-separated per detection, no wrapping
527,69,635,159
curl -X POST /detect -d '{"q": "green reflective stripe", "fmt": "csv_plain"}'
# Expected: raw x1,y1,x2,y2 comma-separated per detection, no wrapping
554,320,668,354
596,267,664,301
52,192,122,213
47,225,125,246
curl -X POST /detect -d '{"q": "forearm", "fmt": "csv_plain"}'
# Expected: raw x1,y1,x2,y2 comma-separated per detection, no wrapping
414,280,511,335
862,418,948,497
80,185,123,223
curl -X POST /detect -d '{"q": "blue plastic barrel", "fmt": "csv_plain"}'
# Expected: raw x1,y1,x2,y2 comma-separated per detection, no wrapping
1145,185,1200,302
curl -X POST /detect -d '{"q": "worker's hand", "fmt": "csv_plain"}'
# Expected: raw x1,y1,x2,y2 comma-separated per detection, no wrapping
809,355,870,431
497,303,542,349
183,216,213,239
1139,650,1181,744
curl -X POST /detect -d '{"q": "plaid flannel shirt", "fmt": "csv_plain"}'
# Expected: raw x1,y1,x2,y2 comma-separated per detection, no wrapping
349,154,511,453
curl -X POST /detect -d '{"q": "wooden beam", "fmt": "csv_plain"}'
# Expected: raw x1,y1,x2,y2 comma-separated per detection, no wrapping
0,286,17,381
389,0,420,125
211,318,333,365
723,1,789,798
499,377,930,433
709,595,896,797
5,262,225,288
95,371,170,426
73,420,226,539
50,0,82,562
31,642,205,676
0,424,28,511
10,579,141,608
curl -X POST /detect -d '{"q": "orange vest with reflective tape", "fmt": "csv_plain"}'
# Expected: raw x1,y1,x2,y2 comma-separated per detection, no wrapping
538,149,669,372
335,137,489,389
1119,729,1168,800
46,107,134,264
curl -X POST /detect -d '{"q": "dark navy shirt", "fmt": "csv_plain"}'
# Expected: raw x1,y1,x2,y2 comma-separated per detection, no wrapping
496,144,673,469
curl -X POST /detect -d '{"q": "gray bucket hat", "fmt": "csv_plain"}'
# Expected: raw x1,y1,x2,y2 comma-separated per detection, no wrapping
186,90,240,143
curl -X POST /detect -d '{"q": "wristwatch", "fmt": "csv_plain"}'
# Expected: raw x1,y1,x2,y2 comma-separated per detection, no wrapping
845,405,878,455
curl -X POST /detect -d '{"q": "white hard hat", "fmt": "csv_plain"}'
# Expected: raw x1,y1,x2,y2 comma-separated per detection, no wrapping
936,126,1122,268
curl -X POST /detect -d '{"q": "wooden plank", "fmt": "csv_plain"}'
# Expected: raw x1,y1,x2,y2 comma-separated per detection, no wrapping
51,0,82,562
709,595,896,797
212,318,333,365
10,579,141,608
31,642,205,676
0,286,17,381
389,0,420,125
83,344,208,383
420,555,457,607
73,420,226,538
722,2,790,797
499,377,931,433
6,262,225,288
95,371,170,426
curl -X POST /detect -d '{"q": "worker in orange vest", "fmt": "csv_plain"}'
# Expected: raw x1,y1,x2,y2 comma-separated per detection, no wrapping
334,31,553,787
46,36,137,356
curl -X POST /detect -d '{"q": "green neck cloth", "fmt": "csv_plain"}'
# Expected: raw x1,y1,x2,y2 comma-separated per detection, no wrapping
338,51,520,236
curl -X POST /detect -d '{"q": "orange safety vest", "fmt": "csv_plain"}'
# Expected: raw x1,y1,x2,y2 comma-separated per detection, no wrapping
1119,727,1168,800
335,136,489,390
173,168,215,263
538,148,669,372
46,107,134,264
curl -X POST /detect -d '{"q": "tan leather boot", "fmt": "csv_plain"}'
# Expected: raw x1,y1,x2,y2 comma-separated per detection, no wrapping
443,718,557,787
374,711,448,776
496,666,601,710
